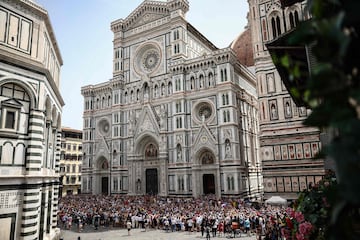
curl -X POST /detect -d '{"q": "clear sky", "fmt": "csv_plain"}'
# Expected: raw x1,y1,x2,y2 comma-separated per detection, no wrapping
35,0,249,130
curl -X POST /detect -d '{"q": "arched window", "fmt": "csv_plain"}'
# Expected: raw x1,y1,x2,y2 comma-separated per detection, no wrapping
276,16,282,36
102,96,106,108
190,76,195,90
0,83,31,133
208,72,213,87
271,15,282,38
289,12,295,28
271,17,277,38
294,10,299,26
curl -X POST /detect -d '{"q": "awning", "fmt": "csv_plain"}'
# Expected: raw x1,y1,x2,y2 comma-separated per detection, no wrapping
266,29,314,107
265,196,288,206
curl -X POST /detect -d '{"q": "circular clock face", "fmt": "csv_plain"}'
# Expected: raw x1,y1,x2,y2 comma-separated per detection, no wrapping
142,50,159,72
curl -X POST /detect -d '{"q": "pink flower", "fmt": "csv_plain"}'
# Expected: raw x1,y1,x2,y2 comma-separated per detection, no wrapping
296,232,305,240
299,221,313,235
285,217,294,230
295,211,305,223
281,227,291,239
286,207,295,218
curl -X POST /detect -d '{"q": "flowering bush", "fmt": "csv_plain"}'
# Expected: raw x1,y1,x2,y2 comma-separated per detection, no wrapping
281,208,313,240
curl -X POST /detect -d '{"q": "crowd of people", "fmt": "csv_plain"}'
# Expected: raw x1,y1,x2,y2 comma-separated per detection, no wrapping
58,194,288,239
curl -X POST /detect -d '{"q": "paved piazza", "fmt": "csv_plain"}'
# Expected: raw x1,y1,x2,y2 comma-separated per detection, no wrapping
60,228,257,240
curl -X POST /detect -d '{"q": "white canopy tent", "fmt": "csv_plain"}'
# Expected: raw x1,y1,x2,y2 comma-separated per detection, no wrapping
265,196,288,206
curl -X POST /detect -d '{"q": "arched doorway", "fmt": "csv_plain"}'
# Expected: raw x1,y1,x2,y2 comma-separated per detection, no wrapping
198,150,216,195
203,174,215,194
96,157,109,195
144,143,158,195
146,169,158,194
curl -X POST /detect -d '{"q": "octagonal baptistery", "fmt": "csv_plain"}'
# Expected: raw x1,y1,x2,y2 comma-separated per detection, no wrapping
0,0,64,239
81,0,262,200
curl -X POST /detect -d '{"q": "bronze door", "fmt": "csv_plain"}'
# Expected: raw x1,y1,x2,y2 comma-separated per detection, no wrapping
146,169,158,195
203,174,215,194
101,177,108,195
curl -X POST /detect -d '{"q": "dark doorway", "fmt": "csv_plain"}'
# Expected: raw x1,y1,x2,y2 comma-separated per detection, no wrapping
203,174,215,194
146,169,158,195
101,177,108,195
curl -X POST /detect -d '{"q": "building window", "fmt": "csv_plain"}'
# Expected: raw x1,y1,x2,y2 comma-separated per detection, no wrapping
4,110,16,129
175,102,182,113
114,126,119,137
222,93,229,106
176,117,182,129
271,15,282,39
190,76,195,90
175,78,181,91
223,110,230,123
220,69,228,82
0,83,30,132
173,29,180,40
227,175,235,191
208,72,213,87
174,43,180,54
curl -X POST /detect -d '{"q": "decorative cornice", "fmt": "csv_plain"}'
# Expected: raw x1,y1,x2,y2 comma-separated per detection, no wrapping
111,0,189,33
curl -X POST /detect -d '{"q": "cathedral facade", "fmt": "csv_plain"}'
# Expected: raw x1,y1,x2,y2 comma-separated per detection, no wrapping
0,0,63,239
81,0,262,199
248,0,325,199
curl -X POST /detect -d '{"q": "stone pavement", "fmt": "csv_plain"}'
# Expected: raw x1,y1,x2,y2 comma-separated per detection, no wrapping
60,228,257,240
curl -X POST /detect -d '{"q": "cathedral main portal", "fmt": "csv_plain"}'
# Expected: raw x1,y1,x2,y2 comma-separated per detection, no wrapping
203,174,215,194
101,177,109,195
146,168,158,194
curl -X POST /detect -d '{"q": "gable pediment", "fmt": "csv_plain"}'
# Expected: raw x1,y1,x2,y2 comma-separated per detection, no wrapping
130,12,167,29
134,105,160,138
1,98,23,107
192,125,217,153
123,2,170,31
